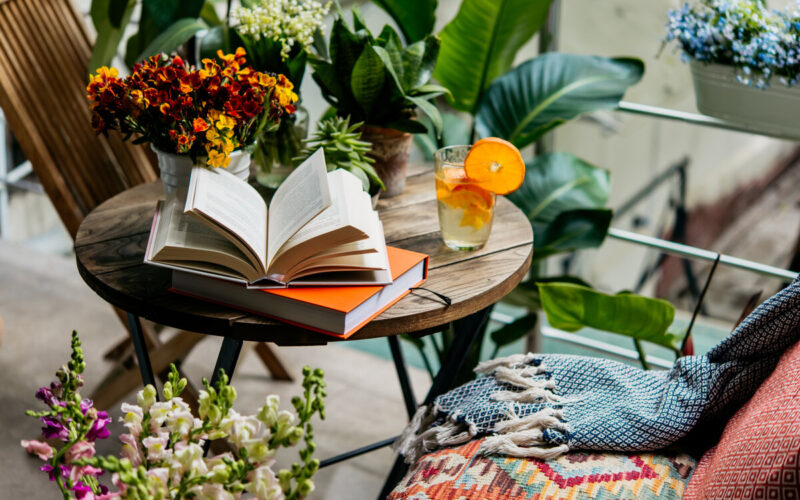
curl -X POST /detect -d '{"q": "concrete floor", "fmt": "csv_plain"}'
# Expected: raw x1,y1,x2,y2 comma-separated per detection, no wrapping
0,240,429,499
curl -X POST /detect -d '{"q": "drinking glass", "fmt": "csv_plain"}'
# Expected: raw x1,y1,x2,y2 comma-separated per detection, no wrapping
434,145,495,251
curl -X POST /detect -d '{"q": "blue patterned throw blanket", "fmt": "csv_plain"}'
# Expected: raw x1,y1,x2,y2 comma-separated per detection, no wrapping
395,279,800,464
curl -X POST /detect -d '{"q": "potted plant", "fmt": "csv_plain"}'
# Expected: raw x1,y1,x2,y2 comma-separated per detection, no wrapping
309,7,448,197
665,0,800,135
295,115,385,206
86,49,297,195
228,0,331,188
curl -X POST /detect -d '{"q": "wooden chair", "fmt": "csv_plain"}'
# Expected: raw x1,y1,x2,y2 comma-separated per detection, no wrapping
0,0,291,409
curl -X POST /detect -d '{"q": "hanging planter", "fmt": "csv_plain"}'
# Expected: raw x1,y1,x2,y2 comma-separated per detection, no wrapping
691,61,800,137
154,147,250,196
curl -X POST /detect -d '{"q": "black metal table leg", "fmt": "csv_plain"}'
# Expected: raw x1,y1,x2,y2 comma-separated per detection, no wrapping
378,306,492,499
127,313,156,389
388,335,417,419
210,337,244,386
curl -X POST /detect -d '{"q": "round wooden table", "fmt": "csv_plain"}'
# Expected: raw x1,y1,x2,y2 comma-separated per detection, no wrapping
74,164,533,346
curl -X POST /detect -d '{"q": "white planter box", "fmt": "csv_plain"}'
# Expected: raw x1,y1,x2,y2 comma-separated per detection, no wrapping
691,61,800,138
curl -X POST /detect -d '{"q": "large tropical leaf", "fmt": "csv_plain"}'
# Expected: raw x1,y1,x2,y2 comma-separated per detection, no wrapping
490,313,537,355
88,0,136,73
533,208,612,260
371,0,437,43
414,112,470,159
136,19,208,63
508,153,610,222
143,0,205,31
507,153,611,259
434,0,551,113
476,54,644,147
125,9,161,67
537,282,680,350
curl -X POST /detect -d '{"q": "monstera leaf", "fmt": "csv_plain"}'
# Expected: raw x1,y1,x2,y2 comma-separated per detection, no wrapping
507,153,611,259
475,54,644,148
538,283,681,351
371,0,437,43
434,0,552,113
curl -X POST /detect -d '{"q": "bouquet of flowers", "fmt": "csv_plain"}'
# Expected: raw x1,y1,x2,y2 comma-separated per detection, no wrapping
665,0,800,88
22,332,326,499
86,48,298,169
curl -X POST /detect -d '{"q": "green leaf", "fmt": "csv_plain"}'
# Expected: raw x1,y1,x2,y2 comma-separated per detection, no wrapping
476,54,644,148
534,208,612,260
371,0,437,43
125,9,161,67
345,166,370,191
109,0,132,28
384,119,428,134
200,1,222,26
401,36,439,90
136,18,209,63
143,0,205,31
88,0,136,73
406,95,442,136
490,313,537,348
537,282,679,350
198,24,245,62
508,153,610,223
351,46,386,115
434,0,552,113
414,111,470,160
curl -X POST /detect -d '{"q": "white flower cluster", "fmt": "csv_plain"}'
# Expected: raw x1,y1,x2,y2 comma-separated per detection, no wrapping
233,0,331,60
116,386,302,499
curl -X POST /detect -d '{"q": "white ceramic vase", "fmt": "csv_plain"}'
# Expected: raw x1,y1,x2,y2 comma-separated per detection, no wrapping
691,61,800,138
154,146,251,196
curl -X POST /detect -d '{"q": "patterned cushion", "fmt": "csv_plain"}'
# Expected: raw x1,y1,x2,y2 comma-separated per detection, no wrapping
684,339,800,498
389,438,696,500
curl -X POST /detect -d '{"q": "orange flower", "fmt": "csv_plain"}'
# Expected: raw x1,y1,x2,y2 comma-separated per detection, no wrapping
193,118,209,133
159,102,171,115
130,89,149,108
258,73,277,88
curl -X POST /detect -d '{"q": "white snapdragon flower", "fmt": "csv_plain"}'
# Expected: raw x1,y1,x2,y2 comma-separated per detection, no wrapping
175,442,209,478
188,482,237,500
248,464,284,500
120,402,143,437
142,430,171,462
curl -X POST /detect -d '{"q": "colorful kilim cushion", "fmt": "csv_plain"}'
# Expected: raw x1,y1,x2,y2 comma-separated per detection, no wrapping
683,338,800,498
388,438,696,500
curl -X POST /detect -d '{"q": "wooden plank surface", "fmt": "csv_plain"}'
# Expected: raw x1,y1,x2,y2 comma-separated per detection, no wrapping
75,176,533,345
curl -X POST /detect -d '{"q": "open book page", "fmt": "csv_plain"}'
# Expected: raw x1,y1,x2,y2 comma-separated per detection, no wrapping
266,148,331,267
185,166,268,275
267,169,383,282
147,197,261,282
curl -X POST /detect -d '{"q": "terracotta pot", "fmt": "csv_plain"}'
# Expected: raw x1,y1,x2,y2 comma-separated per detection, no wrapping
360,125,413,198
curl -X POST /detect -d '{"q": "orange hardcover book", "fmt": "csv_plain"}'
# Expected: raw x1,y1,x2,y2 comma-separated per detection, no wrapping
170,247,428,338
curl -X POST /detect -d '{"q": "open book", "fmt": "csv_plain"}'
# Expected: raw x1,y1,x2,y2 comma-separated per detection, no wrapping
145,149,391,287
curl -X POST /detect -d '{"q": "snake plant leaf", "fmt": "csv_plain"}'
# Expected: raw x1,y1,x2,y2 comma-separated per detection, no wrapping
406,95,442,136
136,19,209,63
143,0,205,31
351,46,386,115
329,14,366,92
475,54,644,148
533,208,612,260
435,0,552,113
508,153,610,223
537,282,680,351
88,0,136,72
491,313,537,350
371,0,437,43
402,36,439,90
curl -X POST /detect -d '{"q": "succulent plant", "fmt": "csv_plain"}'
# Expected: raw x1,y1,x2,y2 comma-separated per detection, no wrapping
309,6,448,136
296,115,385,193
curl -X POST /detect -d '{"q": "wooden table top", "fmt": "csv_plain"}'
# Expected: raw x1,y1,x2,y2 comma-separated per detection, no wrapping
74,164,533,346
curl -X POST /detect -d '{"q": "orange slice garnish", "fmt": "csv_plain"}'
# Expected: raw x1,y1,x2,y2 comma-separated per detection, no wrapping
453,184,494,209
464,137,525,195
460,205,492,229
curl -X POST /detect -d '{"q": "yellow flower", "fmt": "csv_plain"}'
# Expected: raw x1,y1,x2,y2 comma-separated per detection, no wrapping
130,89,149,108
96,66,119,80
257,73,276,88
274,85,298,108
207,149,230,168
205,128,220,143
215,114,235,131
